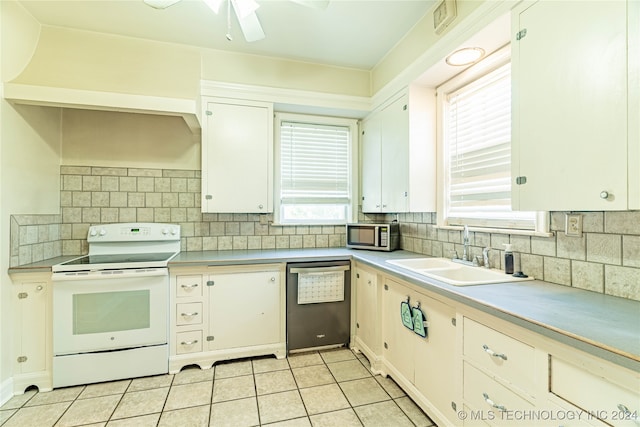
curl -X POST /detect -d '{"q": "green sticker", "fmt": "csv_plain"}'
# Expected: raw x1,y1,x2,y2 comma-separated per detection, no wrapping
400,301,413,330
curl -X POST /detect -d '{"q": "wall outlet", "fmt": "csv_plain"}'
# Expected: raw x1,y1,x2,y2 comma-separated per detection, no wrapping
565,213,583,237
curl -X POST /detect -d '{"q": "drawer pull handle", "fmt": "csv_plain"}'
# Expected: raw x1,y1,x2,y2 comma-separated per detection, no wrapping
181,283,199,289
181,340,199,346
181,312,199,317
483,392,506,412
483,344,508,360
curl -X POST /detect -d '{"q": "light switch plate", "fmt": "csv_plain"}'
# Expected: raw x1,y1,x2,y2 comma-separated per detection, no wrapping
565,213,583,237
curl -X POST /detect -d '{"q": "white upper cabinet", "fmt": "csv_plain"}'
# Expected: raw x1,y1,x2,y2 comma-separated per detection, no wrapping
512,0,639,211
201,97,273,213
361,86,436,213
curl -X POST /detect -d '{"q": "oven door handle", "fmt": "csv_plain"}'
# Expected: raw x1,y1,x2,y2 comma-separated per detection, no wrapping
52,268,168,281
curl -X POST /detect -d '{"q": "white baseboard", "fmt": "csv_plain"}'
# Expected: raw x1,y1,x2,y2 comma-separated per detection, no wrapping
0,376,14,407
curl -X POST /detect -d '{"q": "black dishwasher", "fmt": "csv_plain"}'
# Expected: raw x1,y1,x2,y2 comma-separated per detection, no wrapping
286,260,351,353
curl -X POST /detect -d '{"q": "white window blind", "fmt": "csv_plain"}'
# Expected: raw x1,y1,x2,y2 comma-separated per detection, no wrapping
444,62,536,229
279,120,351,223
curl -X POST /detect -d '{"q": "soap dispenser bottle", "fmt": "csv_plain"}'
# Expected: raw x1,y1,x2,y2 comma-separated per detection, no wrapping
503,244,514,274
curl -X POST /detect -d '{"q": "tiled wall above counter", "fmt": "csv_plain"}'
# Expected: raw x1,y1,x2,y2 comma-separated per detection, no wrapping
397,212,640,302
59,165,345,253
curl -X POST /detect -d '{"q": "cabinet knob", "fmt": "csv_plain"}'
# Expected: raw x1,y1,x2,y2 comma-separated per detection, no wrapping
600,191,610,200
258,204,264,209
270,277,276,282
36,285,43,291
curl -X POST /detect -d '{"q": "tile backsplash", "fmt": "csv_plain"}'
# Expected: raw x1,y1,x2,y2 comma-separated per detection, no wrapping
397,212,640,301
9,165,639,302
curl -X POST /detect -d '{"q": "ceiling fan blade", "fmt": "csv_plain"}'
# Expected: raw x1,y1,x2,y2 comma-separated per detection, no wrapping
289,0,330,10
231,0,265,42
143,0,182,9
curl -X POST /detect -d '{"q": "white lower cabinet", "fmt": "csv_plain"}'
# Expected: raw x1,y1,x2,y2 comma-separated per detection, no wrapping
353,265,380,363
381,276,458,426
10,272,52,394
355,265,638,427
169,264,286,373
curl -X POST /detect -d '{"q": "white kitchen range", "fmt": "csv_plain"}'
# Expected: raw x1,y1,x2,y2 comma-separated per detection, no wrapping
51,223,180,388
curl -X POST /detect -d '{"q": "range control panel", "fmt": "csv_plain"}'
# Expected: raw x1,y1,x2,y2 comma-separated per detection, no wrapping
87,223,180,243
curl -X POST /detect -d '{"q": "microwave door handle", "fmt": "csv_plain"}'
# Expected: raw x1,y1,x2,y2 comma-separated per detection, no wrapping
374,226,380,247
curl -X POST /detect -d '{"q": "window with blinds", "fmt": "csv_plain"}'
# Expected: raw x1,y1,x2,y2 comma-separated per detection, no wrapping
276,117,356,224
442,60,536,230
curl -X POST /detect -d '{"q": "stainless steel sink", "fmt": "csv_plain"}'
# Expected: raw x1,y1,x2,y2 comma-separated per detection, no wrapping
386,258,531,286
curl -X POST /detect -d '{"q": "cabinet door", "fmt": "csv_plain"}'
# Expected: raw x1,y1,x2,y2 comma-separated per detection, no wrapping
361,113,383,212
381,278,415,382
380,95,409,212
512,0,628,210
15,282,48,374
355,268,378,353
202,99,273,213
414,294,457,425
207,270,281,351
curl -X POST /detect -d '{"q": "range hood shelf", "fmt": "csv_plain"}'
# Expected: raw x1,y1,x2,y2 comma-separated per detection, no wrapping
3,83,201,133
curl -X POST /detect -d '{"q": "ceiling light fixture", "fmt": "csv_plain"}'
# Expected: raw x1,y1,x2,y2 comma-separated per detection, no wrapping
445,47,485,66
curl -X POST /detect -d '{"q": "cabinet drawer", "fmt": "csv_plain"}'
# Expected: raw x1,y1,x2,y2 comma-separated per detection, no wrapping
176,275,203,298
176,330,202,354
550,357,639,426
463,362,534,426
464,317,535,396
176,302,203,326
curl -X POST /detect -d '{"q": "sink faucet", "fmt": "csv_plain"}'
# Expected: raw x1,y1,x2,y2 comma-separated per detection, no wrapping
462,225,470,262
483,247,490,268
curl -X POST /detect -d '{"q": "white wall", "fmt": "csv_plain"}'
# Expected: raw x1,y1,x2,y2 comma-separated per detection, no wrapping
0,0,62,401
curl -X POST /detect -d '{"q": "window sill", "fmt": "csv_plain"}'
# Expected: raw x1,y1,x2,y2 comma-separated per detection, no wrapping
436,224,555,238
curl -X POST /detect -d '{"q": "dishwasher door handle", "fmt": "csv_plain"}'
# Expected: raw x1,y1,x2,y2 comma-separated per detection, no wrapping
290,265,350,274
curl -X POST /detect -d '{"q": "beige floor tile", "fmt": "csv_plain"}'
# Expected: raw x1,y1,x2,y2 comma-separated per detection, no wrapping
211,375,255,403
79,379,131,399
299,384,350,416
1,402,70,427
263,416,311,427
255,370,297,395
111,387,169,419
252,356,290,374
128,374,174,392
106,413,160,427
24,385,84,406
173,366,214,385
0,409,17,425
374,376,406,399
309,408,363,427
326,360,371,382
319,349,356,364
158,404,210,427
210,397,259,427
292,365,335,389
339,378,389,407
164,380,212,411
257,390,307,425
353,401,413,427
394,396,434,427
0,389,37,410
214,360,253,379
56,394,121,427
287,352,323,369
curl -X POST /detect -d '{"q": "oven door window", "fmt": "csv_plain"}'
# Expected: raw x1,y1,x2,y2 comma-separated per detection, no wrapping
73,290,151,334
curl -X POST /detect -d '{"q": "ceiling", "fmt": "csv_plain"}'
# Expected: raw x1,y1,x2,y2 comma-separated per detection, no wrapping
18,0,437,70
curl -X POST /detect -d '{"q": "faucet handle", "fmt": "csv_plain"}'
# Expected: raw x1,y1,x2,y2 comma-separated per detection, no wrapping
451,249,459,259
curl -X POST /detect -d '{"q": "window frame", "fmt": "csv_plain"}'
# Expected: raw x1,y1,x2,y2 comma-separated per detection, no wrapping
274,112,358,226
436,45,549,235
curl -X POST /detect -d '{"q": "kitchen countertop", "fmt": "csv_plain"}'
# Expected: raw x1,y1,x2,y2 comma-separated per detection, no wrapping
10,248,640,371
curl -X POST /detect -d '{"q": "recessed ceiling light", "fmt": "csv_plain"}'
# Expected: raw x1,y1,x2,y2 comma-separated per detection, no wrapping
445,47,485,66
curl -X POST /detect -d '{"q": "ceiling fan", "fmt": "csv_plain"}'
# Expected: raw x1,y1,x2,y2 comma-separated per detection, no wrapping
143,0,329,43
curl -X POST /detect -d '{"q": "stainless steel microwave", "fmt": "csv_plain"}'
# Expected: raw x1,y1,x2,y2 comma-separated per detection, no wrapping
346,223,399,251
